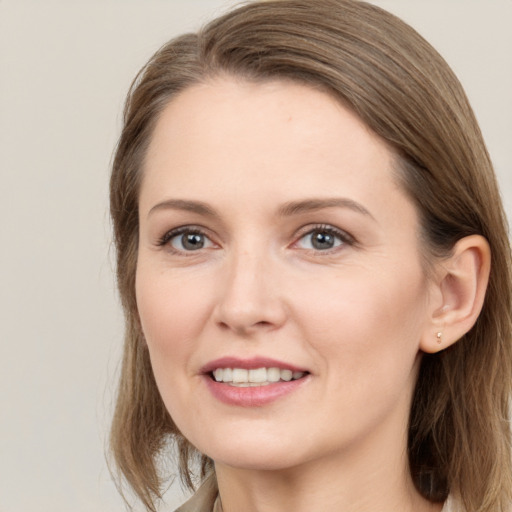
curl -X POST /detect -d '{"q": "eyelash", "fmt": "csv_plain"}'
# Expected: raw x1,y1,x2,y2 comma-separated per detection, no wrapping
156,224,355,254
157,226,212,251
293,224,355,253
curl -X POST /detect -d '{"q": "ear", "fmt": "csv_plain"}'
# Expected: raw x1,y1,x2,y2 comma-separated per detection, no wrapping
420,235,491,354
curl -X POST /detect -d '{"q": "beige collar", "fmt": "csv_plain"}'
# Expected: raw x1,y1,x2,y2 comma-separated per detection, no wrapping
176,473,454,512
174,473,218,512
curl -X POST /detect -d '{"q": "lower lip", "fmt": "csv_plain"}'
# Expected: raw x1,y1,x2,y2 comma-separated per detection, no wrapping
204,376,309,407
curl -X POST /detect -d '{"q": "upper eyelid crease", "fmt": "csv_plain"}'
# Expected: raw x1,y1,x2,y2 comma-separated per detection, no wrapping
295,224,355,246
157,225,210,245
156,224,355,255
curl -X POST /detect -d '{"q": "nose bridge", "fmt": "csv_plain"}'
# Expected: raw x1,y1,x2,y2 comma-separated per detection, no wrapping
214,240,285,333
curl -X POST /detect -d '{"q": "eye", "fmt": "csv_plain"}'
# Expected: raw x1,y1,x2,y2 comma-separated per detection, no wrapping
295,226,350,251
159,228,215,252
172,232,210,251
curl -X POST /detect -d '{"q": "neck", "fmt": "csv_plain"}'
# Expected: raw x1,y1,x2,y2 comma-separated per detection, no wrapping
216,458,441,512
214,415,443,512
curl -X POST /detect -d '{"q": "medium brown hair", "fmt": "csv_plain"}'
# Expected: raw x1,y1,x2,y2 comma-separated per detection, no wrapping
109,1,512,510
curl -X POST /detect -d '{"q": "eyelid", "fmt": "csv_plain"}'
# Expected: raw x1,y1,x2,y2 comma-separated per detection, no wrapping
291,223,356,251
156,225,218,252
155,223,355,254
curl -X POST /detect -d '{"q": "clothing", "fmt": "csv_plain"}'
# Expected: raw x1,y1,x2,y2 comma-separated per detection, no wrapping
441,495,456,512
174,474,221,512
174,474,458,512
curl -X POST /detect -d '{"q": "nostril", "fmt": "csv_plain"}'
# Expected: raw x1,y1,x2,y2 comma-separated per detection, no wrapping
216,318,276,335
255,320,272,327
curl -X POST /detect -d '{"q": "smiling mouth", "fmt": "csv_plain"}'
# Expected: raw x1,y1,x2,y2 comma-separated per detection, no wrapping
211,367,308,387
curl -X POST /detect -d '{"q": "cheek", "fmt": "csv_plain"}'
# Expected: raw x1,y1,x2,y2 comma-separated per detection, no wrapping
136,263,209,341
135,265,210,425
292,268,427,440
135,265,207,379
292,264,428,376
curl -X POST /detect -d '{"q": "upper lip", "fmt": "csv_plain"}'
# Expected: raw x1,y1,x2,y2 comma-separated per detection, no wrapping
200,356,308,375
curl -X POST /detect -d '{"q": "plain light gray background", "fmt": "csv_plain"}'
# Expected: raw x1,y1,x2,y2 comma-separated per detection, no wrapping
1,1,511,511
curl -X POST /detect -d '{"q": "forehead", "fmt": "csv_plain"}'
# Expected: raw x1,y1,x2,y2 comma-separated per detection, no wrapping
142,77,400,200
147,78,384,150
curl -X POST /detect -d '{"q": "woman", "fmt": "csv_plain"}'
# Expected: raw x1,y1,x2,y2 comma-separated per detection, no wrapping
109,1,512,511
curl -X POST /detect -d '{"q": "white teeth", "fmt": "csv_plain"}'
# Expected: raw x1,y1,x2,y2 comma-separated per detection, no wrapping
232,368,248,383
211,367,306,385
267,367,281,382
280,369,293,381
249,368,267,383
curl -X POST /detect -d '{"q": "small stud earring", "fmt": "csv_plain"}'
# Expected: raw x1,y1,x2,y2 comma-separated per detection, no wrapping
436,332,442,344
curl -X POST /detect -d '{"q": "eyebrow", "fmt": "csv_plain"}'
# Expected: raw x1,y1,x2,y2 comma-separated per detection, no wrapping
278,198,375,220
147,197,375,221
147,199,219,219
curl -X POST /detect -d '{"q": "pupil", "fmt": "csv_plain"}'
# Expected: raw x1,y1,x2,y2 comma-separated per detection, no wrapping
183,233,204,250
312,231,334,250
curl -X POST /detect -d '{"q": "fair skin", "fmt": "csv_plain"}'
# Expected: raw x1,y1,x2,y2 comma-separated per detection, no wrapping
136,78,489,512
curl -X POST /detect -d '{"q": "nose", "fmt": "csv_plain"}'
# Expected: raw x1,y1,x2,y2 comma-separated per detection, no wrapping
213,248,287,335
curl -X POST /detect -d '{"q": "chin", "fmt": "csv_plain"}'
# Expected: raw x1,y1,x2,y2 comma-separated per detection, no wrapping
214,450,304,472
192,430,309,472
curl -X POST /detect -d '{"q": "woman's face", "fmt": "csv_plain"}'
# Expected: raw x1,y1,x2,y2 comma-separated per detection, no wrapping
136,78,435,472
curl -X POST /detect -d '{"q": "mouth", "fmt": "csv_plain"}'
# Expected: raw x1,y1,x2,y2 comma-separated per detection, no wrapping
210,367,308,387
201,357,310,406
